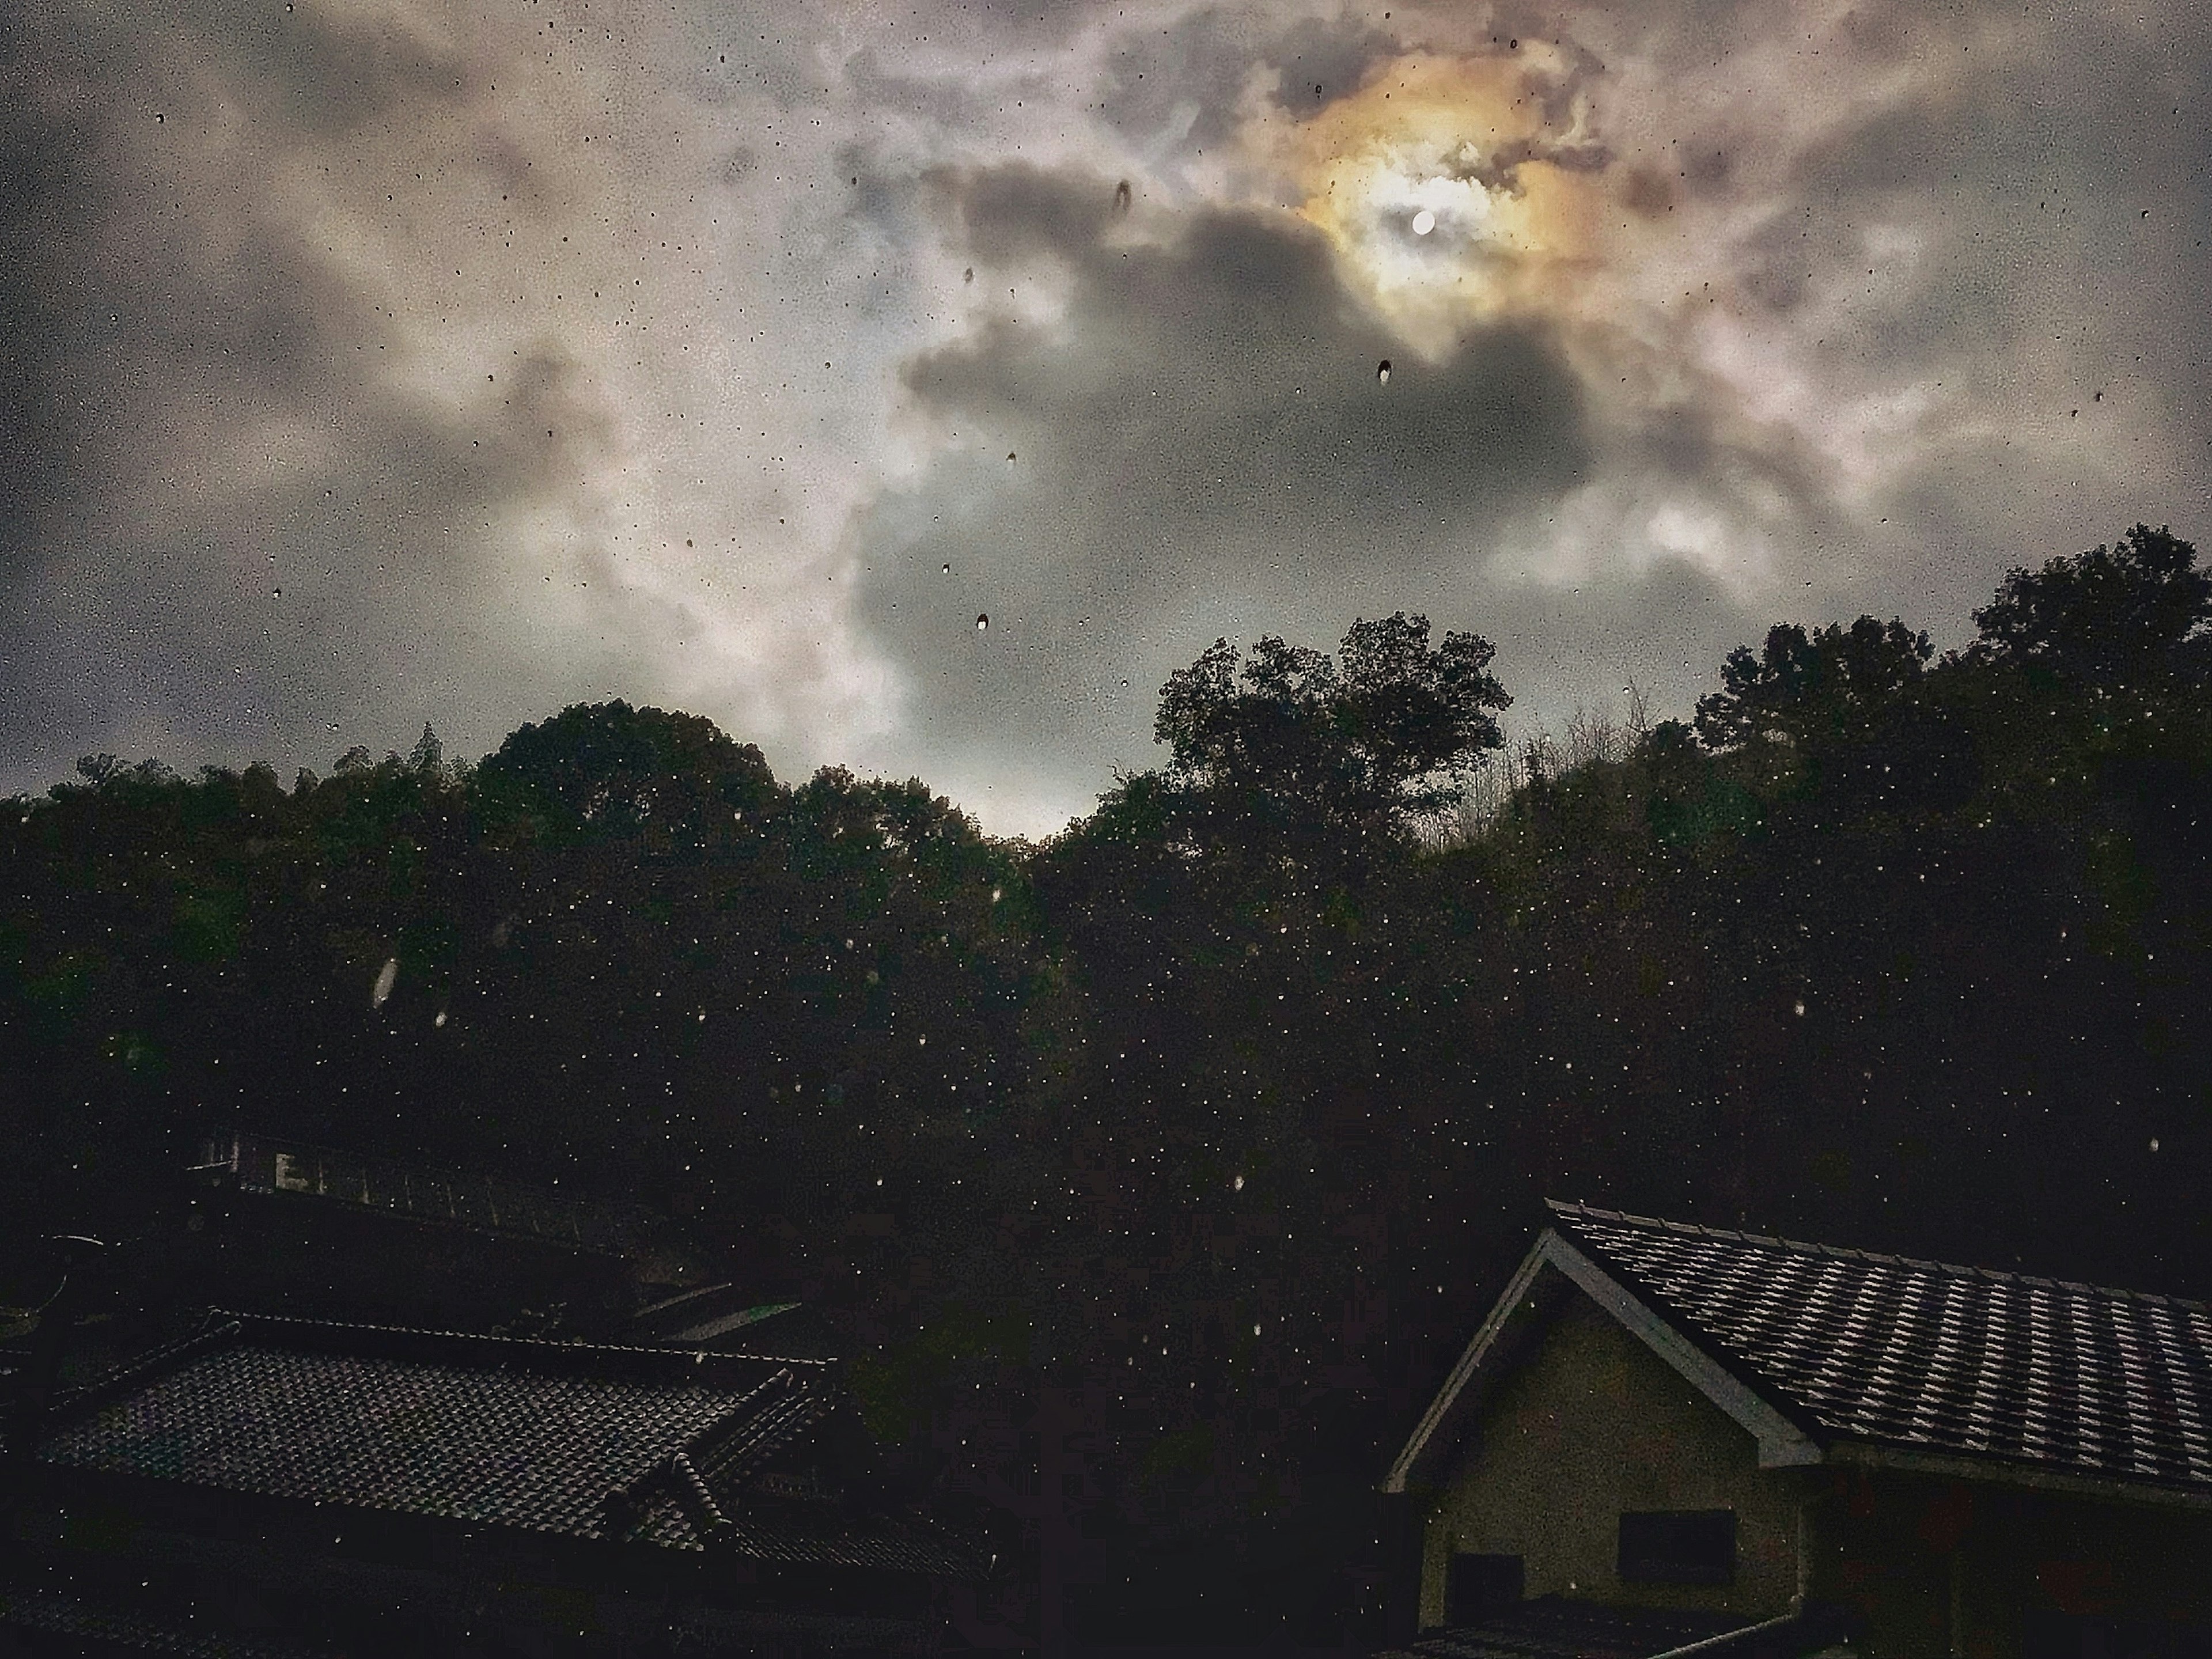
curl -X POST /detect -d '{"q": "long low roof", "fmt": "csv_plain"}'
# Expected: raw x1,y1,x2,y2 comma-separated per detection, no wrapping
1390,1200,2212,1500
17,1310,988,1578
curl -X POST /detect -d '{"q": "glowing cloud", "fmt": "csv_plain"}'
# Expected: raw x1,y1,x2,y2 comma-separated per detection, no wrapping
1273,50,1606,350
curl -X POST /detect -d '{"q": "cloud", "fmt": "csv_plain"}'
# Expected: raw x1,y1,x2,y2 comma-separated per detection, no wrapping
844,164,1596,827
2,0,2206,834
0,0,879,786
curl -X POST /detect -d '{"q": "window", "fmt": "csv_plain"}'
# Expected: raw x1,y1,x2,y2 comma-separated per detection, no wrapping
1445,1553,1523,1624
1618,1510,1735,1586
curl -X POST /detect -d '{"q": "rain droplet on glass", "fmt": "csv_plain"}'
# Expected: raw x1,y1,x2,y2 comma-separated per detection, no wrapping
1377,360,1391,384
976,613,988,631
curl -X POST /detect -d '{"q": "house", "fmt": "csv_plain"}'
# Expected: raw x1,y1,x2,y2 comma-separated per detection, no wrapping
1,1307,993,1656
1380,1202,2212,1658
177,1132,708,1340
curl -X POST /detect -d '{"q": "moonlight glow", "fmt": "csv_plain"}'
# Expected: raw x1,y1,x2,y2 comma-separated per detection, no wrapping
0,0,2203,835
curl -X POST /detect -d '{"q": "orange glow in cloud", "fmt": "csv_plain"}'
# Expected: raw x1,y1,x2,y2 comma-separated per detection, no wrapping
1269,51,1608,350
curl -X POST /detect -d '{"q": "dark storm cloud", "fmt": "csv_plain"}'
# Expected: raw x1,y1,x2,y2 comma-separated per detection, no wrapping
9,0,2210,833
1098,7,1397,156
1721,0,2212,633
846,163,1598,816
0,0,672,786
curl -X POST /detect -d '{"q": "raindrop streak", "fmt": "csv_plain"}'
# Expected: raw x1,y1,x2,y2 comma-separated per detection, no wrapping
1412,210,1435,236
976,614,989,632
371,958,399,1010
1377,360,1391,384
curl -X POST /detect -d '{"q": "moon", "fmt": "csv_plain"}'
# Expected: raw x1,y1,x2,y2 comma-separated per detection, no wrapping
1411,209,1436,236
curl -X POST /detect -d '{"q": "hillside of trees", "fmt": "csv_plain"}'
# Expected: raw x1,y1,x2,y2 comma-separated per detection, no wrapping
3,526,2210,1647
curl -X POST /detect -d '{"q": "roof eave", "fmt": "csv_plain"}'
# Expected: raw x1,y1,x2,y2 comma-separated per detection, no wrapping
1825,1437,2212,1512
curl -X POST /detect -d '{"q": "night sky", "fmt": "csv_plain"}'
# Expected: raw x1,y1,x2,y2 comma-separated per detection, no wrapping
5,0,2207,833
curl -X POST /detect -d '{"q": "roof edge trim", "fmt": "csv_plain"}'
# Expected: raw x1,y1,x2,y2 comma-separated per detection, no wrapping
1381,1228,1824,1493
1381,1236,1555,1493
1539,1232,1824,1469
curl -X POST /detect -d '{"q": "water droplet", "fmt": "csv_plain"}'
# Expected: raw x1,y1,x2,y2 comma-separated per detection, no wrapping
372,958,399,1010
434,1011,448,1028
941,562,952,574
975,613,988,631
1377,359,1391,384
1411,209,1435,236
963,267,974,283
1006,451,1016,463
1233,1174,1245,1191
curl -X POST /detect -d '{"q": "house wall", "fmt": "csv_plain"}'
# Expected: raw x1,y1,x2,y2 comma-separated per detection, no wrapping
1412,1277,2212,1650
1420,1289,1810,1628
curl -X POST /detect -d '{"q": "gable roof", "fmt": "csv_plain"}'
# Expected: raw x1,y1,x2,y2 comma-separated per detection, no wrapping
18,1310,988,1578
1387,1201,2212,1504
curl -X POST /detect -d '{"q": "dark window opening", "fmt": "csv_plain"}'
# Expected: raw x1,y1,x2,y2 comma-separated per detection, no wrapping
1619,1509,1736,1586
1446,1553,1524,1624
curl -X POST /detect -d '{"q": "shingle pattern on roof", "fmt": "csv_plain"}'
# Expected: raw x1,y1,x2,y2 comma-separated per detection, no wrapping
722,1504,994,1577
613,1484,990,1577
28,1310,994,1578
32,1313,806,1542
1374,1597,1744,1659
1550,1200,2212,1493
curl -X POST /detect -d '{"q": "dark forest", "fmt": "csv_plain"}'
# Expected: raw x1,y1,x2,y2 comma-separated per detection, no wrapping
4,525,2209,1649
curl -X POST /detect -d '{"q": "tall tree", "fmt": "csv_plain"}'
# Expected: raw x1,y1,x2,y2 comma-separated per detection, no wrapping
1972,524,2209,684
1152,612,1510,850
1693,616,1933,753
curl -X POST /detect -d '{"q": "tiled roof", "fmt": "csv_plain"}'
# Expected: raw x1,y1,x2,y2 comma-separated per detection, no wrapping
1551,1200,2212,1495
24,1311,988,1577
1375,1597,1745,1659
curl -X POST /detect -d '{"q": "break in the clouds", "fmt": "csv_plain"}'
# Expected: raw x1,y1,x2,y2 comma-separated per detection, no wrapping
3,0,2207,833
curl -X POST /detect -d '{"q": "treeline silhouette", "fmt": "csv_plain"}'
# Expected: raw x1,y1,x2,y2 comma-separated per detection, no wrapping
5,526,2211,1647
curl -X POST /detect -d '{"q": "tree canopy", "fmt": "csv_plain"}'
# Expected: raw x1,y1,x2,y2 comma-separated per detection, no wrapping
1152,612,1509,847
1693,616,1933,752
1972,524,2209,683
5,525,2212,1652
